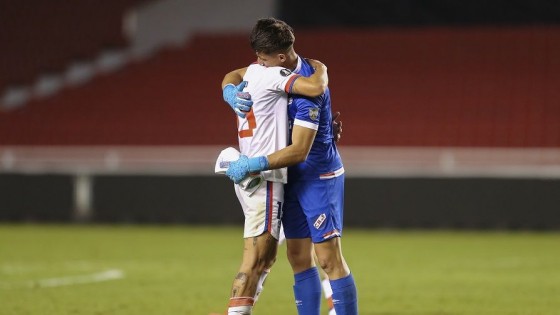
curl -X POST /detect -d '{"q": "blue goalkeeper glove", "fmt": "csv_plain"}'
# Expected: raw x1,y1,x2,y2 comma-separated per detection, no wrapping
223,81,253,118
226,155,269,184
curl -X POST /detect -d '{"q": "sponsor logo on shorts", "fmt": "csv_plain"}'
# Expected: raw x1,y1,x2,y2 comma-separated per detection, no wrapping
219,161,230,168
314,213,326,229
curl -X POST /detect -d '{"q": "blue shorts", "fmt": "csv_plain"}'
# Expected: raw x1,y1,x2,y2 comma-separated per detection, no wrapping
282,174,344,243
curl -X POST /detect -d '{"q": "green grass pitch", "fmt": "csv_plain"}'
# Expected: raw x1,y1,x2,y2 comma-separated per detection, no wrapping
1,225,559,314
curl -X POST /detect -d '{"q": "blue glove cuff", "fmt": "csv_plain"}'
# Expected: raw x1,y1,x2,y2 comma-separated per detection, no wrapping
222,84,235,103
247,156,269,173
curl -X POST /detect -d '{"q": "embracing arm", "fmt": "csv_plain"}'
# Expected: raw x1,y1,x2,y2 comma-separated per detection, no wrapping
291,59,328,97
221,67,247,88
221,60,328,97
266,125,316,169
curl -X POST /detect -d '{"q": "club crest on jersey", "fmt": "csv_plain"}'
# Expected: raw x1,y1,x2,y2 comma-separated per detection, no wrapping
314,213,326,229
280,68,292,77
309,108,319,121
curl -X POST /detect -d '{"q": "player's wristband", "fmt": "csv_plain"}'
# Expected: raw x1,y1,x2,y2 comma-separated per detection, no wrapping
247,156,269,172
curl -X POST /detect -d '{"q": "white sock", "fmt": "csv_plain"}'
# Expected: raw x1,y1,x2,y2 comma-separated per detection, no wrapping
228,297,254,315
254,269,270,302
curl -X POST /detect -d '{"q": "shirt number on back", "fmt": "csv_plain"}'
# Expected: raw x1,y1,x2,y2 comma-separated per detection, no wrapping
238,109,257,138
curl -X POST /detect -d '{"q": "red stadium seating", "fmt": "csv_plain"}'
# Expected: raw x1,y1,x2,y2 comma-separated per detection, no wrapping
1,27,559,147
0,0,146,90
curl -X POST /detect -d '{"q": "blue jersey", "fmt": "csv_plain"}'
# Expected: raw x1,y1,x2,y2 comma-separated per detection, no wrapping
288,57,344,181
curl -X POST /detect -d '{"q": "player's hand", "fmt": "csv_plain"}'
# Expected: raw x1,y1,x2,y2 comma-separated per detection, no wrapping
226,155,269,184
226,155,251,184
223,81,253,118
332,111,342,142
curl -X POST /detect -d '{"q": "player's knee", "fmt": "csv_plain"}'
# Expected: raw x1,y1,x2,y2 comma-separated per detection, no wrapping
316,253,349,279
315,248,344,276
286,248,313,270
316,255,334,274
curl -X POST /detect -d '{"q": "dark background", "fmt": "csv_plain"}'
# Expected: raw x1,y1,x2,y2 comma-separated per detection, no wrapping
279,0,560,27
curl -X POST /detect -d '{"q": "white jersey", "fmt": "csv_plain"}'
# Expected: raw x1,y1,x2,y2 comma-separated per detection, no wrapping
237,63,300,183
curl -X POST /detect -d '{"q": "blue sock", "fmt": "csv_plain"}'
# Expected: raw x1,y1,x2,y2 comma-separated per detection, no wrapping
330,273,358,315
293,267,321,315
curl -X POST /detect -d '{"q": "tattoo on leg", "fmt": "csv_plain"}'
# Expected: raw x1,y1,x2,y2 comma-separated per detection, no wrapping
231,272,248,297
235,272,248,282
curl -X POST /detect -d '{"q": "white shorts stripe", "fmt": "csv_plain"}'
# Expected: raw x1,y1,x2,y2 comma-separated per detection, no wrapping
319,167,345,180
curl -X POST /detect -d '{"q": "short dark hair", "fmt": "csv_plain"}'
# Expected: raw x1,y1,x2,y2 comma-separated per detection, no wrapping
250,17,295,54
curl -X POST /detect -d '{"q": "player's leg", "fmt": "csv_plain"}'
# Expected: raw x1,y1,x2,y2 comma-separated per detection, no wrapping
301,175,358,315
283,181,322,315
218,233,276,315
230,232,277,301
287,231,337,315
253,225,285,303
222,181,283,315
314,237,357,315
314,237,349,278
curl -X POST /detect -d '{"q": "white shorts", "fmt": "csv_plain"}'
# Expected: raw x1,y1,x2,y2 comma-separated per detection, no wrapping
234,180,284,240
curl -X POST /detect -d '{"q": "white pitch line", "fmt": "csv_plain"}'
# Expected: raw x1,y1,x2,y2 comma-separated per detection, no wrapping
0,269,124,289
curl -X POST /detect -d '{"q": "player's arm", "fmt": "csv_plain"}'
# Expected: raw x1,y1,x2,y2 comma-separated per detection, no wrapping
222,59,328,98
267,109,340,166
290,59,328,97
221,67,247,88
266,125,316,169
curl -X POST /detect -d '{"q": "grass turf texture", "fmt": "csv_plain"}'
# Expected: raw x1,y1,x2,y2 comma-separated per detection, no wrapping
0,225,559,315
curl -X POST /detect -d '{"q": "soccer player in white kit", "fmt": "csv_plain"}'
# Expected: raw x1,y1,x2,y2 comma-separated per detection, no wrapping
216,41,328,314
223,18,357,315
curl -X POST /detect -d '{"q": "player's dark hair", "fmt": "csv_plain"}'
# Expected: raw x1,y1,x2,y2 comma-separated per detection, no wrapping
250,17,295,54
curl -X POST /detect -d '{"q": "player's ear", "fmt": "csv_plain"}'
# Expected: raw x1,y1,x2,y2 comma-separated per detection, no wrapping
278,54,286,63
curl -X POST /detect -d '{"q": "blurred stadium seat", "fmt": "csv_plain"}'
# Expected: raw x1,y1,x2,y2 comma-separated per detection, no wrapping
0,0,148,102
1,27,559,147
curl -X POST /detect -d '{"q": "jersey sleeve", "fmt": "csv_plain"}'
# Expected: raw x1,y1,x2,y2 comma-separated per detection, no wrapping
292,95,322,131
264,67,301,93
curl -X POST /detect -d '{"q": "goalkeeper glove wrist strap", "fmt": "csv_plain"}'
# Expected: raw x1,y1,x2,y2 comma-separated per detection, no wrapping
222,84,236,102
248,156,269,173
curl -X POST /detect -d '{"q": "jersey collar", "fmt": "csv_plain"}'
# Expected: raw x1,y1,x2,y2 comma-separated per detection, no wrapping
293,55,302,74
